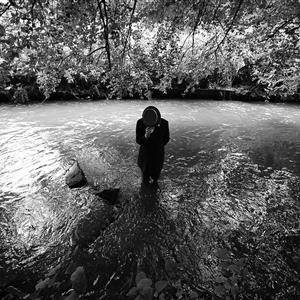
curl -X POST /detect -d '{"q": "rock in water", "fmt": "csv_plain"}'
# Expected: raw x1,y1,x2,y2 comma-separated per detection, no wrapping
72,201,115,247
70,266,87,294
65,161,87,188
95,188,120,205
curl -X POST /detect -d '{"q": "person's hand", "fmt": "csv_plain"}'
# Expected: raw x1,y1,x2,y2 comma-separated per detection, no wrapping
145,126,154,138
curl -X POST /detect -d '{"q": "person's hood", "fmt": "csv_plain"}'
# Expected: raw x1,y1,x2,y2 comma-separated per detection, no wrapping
142,106,161,126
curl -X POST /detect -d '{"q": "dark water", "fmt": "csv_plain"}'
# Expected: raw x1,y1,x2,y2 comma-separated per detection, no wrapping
0,100,299,278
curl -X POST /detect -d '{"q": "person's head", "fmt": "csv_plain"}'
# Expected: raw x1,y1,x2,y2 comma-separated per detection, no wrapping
142,106,161,127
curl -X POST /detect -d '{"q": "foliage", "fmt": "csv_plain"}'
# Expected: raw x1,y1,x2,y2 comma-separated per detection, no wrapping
0,0,299,100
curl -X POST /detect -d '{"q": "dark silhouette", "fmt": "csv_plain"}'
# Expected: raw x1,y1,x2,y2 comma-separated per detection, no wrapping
139,181,160,211
136,106,170,185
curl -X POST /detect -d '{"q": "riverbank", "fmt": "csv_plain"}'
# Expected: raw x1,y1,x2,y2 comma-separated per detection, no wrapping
0,77,299,104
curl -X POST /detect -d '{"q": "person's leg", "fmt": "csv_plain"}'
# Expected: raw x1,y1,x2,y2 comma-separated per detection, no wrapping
151,176,158,185
150,169,161,186
142,172,151,184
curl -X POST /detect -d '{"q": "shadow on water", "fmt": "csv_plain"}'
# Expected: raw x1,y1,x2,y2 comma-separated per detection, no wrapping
65,182,182,299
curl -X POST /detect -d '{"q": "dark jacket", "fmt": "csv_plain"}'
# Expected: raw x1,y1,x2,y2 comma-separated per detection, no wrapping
136,118,170,176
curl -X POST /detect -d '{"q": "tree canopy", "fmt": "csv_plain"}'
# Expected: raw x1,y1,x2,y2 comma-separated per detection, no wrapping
0,0,299,99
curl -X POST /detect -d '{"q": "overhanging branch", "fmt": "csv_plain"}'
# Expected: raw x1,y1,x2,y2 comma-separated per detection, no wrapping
265,16,298,41
0,3,11,17
97,0,112,70
122,0,138,61
192,0,207,50
215,0,244,52
86,46,106,56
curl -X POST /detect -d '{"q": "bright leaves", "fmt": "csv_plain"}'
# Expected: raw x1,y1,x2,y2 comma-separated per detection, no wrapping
0,0,299,99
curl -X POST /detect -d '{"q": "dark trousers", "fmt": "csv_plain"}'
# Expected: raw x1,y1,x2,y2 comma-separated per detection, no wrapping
142,170,161,184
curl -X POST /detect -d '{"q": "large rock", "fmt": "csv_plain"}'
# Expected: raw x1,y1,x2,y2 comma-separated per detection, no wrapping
70,266,87,294
72,201,116,247
65,161,87,188
95,188,120,205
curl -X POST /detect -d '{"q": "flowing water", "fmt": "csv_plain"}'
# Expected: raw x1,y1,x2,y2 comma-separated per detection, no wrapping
0,100,299,289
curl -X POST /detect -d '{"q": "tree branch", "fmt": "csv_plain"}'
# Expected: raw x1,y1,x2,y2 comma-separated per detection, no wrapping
8,0,20,8
86,46,106,56
30,0,37,29
58,53,73,68
215,0,244,52
97,0,112,70
265,16,298,41
122,0,138,61
0,3,11,17
192,0,206,50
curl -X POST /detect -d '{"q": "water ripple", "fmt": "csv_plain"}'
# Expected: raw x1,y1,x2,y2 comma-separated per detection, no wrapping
0,100,299,270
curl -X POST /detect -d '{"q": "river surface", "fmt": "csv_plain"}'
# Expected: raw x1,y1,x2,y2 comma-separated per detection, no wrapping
0,100,299,282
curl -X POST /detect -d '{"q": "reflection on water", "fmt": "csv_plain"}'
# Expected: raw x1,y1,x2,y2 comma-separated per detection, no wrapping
0,100,299,271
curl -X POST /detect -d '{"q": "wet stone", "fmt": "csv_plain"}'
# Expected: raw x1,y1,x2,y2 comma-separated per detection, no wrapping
65,161,87,189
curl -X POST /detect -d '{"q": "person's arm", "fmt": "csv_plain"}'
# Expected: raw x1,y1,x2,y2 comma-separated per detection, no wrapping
136,119,149,145
163,120,170,146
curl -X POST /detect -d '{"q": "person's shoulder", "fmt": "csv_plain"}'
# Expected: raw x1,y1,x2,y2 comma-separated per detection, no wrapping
160,118,169,125
137,118,143,125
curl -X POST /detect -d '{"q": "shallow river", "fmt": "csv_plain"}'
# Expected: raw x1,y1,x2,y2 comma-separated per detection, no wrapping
0,100,299,280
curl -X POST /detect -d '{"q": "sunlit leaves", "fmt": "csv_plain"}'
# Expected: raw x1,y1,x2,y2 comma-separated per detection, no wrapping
0,0,299,99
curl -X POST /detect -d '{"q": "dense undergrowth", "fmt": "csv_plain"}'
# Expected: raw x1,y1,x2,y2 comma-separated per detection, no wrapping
0,0,299,103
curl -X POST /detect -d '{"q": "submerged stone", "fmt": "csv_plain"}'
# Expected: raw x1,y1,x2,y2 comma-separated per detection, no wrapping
72,201,116,247
65,161,87,188
70,266,87,294
95,188,120,205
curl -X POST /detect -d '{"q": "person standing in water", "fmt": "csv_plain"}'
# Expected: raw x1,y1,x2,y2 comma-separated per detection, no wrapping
136,106,170,185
